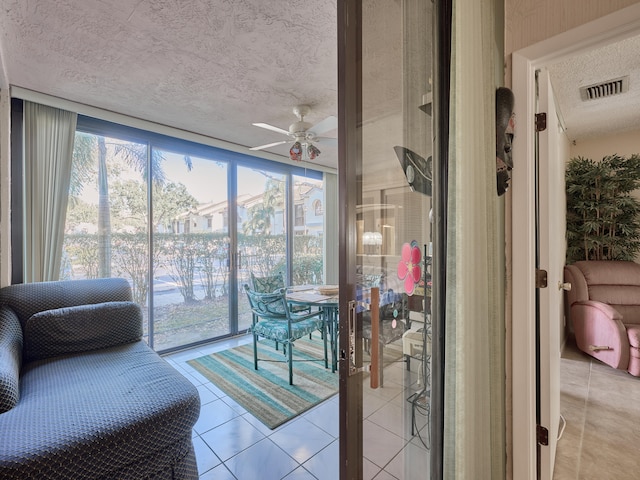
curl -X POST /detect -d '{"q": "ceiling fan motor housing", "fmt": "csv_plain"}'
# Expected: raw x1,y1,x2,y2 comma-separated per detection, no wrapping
290,104,313,140
289,120,312,137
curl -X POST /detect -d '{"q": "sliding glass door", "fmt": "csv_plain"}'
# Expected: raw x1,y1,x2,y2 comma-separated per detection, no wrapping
49,116,327,353
151,151,231,351
338,0,438,477
63,131,152,335
236,165,287,332
292,175,325,286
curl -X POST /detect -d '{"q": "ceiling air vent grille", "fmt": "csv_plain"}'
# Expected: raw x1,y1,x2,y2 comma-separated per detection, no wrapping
580,76,629,101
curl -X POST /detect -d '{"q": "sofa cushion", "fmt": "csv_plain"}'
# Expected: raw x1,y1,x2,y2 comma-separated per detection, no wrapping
576,260,640,286
588,285,640,307
627,325,640,350
0,341,200,479
24,301,142,362
0,306,22,414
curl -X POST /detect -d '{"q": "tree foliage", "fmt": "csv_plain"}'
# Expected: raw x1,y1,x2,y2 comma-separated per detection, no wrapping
242,177,285,235
566,154,640,263
152,182,198,232
69,133,193,277
109,179,198,233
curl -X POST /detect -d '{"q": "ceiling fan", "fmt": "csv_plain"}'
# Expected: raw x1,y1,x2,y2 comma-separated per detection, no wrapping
250,105,337,162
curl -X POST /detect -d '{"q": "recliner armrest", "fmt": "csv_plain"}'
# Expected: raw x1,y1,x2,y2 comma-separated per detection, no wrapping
571,300,629,369
573,299,622,321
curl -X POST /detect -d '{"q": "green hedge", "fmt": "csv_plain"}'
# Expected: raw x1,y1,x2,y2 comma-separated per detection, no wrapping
63,232,323,304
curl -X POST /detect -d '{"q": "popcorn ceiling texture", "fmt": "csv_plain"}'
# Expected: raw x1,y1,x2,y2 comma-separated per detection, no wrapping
0,1,638,163
0,0,338,166
546,34,640,142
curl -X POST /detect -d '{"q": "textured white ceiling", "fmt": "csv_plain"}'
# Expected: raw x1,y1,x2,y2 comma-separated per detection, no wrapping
0,0,338,168
546,34,640,142
0,1,637,168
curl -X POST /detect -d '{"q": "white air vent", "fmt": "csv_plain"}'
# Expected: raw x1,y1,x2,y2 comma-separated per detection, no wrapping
580,76,629,101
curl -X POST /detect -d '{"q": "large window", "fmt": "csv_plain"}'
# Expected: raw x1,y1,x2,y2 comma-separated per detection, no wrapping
151,152,231,351
292,175,324,285
17,110,325,352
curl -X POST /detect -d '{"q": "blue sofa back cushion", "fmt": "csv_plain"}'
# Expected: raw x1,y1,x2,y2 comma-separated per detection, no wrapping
24,301,143,363
0,306,22,413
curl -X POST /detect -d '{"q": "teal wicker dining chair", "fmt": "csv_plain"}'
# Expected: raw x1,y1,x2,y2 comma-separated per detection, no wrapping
250,271,314,345
250,272,310,311
243,285,327,385
250,272,286,293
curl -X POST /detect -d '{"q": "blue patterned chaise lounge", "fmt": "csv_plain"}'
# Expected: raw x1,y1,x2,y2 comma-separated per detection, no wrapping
0,278,200,479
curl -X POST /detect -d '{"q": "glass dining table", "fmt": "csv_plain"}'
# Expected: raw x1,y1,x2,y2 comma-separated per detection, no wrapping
286,285,340,373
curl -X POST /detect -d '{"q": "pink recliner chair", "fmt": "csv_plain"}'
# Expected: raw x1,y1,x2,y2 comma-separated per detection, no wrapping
564,260,640,376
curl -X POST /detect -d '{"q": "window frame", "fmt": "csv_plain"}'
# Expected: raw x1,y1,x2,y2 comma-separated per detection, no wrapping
11,104,325,354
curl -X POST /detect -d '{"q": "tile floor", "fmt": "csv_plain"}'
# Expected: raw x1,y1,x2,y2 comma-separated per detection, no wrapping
167,331,640,479
164,335,431,480
553,335,640,479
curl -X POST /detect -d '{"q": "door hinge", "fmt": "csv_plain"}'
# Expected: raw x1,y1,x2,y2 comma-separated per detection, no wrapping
535,112,547,132
535,269,548,288
537,424,549,446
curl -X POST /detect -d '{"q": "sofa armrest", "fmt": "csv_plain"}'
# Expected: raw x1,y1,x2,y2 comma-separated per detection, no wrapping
0,306,22,413
571,300,630,369
0,278,132,329
23,301,143,362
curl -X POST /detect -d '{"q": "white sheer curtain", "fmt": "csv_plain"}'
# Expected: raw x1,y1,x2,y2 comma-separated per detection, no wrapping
23,101,77,282
443,0,505,478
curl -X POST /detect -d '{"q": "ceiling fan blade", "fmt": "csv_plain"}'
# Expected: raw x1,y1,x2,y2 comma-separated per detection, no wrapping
252,122,290,136
308,115,337,136
249,140,288,151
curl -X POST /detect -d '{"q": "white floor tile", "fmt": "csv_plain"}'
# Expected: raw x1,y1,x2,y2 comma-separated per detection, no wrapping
270,417,334,463
224,438,299,480
171,337,433,480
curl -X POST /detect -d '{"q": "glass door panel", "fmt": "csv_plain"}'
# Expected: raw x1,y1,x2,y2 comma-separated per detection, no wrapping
340,0,435,477
151,152,230,350
236,166,287,332
63,132,150,339
292,175,324,286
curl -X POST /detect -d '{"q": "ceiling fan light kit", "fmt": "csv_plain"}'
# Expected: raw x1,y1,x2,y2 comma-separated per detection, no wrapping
251,105,337,162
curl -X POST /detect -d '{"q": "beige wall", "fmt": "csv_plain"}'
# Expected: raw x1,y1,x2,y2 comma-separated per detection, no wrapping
569,127,640,159
506,0,639,55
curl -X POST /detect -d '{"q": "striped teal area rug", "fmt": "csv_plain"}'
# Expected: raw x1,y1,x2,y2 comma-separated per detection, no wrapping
187,337,338,429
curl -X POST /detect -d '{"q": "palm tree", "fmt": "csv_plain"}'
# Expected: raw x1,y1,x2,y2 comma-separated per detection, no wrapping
97,137,111,276
242,176,285,235
70,132,192,277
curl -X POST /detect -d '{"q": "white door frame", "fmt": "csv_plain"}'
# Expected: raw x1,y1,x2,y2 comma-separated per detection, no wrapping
511,4,640,479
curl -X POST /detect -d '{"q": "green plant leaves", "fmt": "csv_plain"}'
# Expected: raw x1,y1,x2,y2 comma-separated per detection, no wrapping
566,154,640,263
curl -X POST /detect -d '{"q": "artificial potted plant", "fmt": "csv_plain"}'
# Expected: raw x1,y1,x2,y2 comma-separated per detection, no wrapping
565,153,640,264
